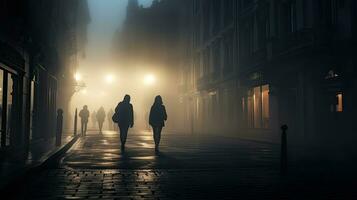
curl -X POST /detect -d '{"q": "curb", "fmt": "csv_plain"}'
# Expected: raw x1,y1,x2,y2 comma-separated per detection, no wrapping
0,135,79,193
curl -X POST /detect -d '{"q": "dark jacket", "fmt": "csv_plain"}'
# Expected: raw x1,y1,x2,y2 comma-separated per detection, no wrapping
115,102,134,127
96,108,106,122
79,109,90,123
149,104,167,127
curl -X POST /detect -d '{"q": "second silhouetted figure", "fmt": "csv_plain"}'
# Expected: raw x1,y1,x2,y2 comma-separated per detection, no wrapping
96,107,106,133
113,95,134,151
79,105,90,136
149,95,167,152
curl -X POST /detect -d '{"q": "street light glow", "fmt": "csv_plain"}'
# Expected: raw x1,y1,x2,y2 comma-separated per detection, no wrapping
144,74,156,85
81,89,87,95
75,72,82,81
105,74,115,84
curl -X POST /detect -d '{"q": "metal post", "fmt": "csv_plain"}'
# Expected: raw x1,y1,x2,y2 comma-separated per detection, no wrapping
56,109,63,146
280,124,288,175
74,108,78,136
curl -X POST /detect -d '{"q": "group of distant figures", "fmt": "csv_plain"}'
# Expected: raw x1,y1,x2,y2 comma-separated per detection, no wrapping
78,95,167,152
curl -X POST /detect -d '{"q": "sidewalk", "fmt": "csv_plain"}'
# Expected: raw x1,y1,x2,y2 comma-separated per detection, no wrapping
0,133,77,189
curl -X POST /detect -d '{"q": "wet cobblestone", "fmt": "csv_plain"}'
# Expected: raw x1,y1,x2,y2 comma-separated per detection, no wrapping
11,131,357,199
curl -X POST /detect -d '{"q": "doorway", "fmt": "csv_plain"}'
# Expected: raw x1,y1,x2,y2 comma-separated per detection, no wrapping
0,68,16,148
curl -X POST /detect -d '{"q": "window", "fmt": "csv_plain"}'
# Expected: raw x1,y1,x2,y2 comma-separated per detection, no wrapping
224,0,234,25
212,0,221,33
6,74,13,146
30,79,35,141
213,41,221,75
290,2,297,32
223,33,234,73
0,70,3,146
253,86,262,128
262,85,270,128
0,69,15,148
281,1,297,36
336,93,343,112
241,21,252,57
246,84,270,128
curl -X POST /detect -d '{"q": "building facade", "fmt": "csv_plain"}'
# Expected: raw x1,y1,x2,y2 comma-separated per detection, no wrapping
0,0,90,156
180,0,357,155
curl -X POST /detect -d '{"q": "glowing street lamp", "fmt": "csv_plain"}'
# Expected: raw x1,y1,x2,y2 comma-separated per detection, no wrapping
81,89,87,95
144,74,156,86
105,74,115,84
74,72,82,82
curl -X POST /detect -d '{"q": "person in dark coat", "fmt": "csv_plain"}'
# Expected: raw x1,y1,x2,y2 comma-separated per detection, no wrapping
114,95,134,150
149,95,167,152
79,105,90,136
107,109,115,131
96,107,106,133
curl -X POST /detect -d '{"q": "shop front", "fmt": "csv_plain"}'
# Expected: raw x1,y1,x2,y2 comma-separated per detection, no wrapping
0,63,21,149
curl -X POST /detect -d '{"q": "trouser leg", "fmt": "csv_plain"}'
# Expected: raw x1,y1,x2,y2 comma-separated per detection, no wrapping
119,126,129,146
157,126,162,146
99,122,103,132
84,123,87,135
81,123,84,136
152,127,157,146
153,126,162,148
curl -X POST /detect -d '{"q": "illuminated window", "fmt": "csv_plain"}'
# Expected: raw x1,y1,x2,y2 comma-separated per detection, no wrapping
246,84,270,128
253,86,262,128
262,85,270,128
336,93,343,112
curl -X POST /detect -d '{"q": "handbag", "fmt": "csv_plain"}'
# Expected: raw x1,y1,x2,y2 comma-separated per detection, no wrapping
112,111,119,123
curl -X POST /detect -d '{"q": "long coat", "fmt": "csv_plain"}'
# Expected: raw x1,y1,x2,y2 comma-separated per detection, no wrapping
79,109,90,123
96,109,106,122
149,104,167,127
115,102,134,127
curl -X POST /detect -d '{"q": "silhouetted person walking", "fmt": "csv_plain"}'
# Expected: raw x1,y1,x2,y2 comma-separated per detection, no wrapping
149,95,167,152
107,109,115,131
79,105,90,136
114,95,134,151
96,107,106,133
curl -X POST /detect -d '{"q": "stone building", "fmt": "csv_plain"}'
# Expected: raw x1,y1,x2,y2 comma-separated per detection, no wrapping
0,0,90,155
179,0,357,156
178,0,238,135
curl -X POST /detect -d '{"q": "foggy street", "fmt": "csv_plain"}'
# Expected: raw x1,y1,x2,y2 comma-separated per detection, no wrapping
1,0,357,199
12,131,281,199
7,130,356,200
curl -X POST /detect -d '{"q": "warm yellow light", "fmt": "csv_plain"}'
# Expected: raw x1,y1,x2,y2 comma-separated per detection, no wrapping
336,93,343,112
105,74,115,84
144,74,156,85
74,72,82,81
81,89,87,95
100,91,107,96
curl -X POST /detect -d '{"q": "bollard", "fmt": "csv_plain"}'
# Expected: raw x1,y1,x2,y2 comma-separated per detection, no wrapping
280,124,288,175
56,109,64,147
74,108,78,136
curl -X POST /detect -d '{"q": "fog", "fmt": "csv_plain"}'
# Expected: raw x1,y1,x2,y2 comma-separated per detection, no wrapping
70,0,175,131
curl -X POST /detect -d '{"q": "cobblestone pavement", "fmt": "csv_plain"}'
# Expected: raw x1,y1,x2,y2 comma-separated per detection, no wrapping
12,131,357,199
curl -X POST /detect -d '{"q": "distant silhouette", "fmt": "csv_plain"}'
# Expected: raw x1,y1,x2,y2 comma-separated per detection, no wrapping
79,105,90,136
107,108,115,131
113,95,134,151
91,110,97,128
96,107,106,133
149,95,167,152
